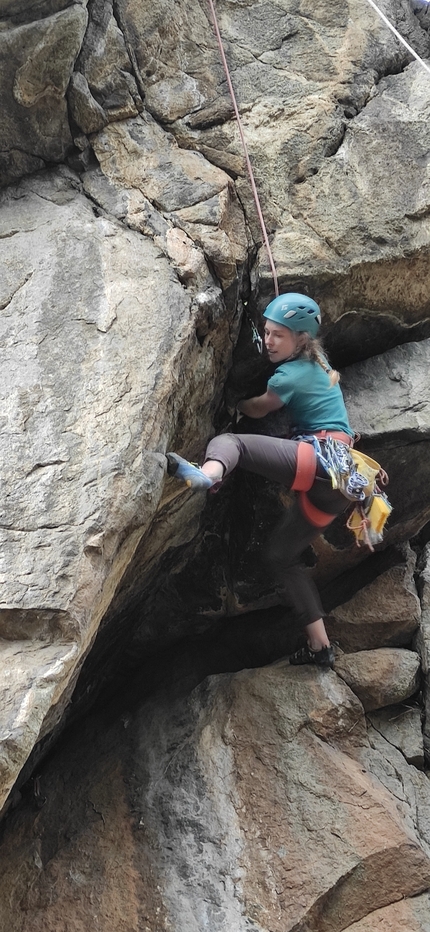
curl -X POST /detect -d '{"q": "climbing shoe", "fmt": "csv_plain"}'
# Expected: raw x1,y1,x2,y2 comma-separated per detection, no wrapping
166,453,214,491
289,643,335,669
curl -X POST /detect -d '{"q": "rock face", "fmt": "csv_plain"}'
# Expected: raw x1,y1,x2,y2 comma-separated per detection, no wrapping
415,542,430,762
0,663,429,932
334,648,421,711
0,166,242,807
368,704,424,768
327,546,421,651
0,3,89,185
1,0,430,926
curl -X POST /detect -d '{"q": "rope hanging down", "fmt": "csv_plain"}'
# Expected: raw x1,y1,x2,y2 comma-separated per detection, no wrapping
207,0,430,299
363,0,430,78
206,0,279,297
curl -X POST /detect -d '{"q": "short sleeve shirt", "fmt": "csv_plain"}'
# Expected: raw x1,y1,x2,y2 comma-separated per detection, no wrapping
267,358,353,435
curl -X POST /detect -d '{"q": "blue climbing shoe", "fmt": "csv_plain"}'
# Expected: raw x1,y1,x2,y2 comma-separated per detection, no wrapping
166,453,214,491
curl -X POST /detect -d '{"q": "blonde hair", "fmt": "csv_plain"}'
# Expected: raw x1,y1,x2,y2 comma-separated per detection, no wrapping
295,334,340,386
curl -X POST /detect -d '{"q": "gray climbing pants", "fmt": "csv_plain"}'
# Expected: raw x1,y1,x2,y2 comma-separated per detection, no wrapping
205,433,348,628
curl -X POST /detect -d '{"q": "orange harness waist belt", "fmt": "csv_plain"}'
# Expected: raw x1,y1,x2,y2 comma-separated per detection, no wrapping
291,441,339,528
306,430,353,447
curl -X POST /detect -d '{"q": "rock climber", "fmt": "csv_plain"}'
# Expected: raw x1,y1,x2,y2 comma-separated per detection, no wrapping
167,293,355,669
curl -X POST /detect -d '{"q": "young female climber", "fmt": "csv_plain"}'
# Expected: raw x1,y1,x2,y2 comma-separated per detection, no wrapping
167,293,354,668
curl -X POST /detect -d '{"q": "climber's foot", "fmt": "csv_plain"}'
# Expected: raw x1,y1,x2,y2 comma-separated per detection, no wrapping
289,643,335,669
166,453,214,490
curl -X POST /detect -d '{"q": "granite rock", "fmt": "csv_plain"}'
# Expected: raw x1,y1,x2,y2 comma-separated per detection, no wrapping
334,648,421,711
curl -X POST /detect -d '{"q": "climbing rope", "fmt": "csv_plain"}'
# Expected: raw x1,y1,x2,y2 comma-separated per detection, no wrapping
206,0,279,297
362,0,430,78
207,0,430,299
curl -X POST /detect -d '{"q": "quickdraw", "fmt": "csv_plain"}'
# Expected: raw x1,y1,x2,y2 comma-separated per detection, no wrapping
243,303,263,354
295,434,393,551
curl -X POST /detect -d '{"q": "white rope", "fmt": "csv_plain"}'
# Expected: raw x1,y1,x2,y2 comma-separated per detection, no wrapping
363,0,430,77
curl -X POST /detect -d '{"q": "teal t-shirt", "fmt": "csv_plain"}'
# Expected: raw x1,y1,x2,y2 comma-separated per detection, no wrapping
267,357,353,436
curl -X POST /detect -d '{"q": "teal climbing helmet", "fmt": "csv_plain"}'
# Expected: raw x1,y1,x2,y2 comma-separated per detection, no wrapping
263,293,321,337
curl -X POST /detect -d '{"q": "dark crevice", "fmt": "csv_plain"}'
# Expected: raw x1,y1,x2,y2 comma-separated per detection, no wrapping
325,313,430,369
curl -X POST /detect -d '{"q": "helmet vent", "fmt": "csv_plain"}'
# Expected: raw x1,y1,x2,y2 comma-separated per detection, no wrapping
283,310,297,319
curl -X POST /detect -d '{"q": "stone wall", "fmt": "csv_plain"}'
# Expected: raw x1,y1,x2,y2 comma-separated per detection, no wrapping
1,0,430,927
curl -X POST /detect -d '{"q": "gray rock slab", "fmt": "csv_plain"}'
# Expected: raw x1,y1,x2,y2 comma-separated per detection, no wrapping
0,5,88,185
89,113,248,293
0,167,232,808
367,704,424,768
73,0,142,124
115,0,430,345
327,547,421,651
342,339,430,441
262,58,430,349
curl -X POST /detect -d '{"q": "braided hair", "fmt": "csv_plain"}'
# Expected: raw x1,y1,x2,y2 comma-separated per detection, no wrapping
295,334,340,386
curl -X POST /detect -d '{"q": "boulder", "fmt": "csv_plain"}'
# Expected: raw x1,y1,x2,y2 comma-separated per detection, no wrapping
0,663,430,931
343,893,430,931
334,648,421,711
326,547,421,651
0,4,88,185
0,167,235,811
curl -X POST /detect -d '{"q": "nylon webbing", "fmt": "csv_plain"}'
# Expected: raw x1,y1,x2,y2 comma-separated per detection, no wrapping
206,0,279,296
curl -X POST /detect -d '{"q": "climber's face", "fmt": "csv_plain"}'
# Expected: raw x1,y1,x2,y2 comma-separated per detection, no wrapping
264,321,299,363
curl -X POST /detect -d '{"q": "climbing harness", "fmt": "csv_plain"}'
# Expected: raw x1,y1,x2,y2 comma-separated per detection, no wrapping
298,490,337,529
291,441,317,492
293,434,392,550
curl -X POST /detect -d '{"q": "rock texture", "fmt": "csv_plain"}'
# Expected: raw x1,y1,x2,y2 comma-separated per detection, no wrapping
415,542,430,763
1,0,430,925
368,704,424,768
0,166,240,808
343,894,430,932
337,338,430,545
334,648,421,711
327,546,421,651
0,663,429,931
285,61,430,360
0,3,89,185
